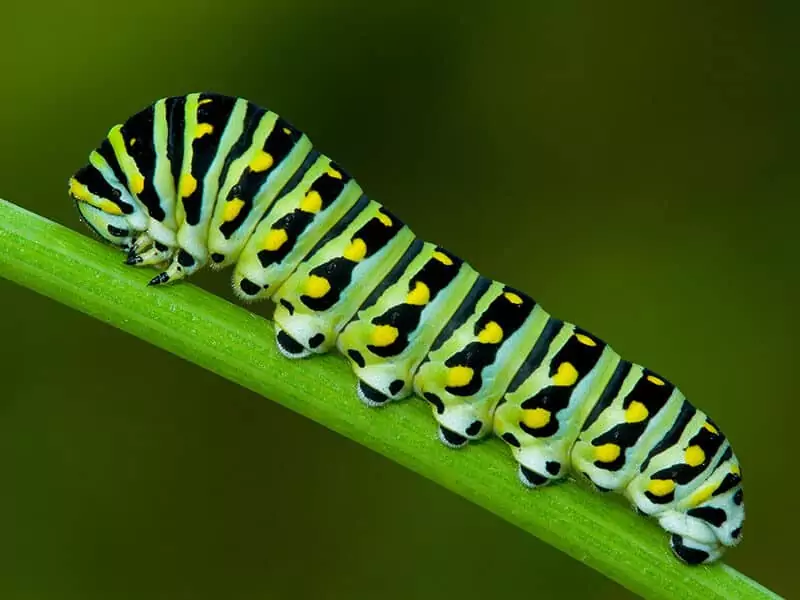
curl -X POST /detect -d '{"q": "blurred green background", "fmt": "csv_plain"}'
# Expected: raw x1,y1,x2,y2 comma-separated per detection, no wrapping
1,1,797,598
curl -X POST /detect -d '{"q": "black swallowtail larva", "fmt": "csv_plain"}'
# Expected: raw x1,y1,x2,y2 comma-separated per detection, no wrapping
68,93,744,565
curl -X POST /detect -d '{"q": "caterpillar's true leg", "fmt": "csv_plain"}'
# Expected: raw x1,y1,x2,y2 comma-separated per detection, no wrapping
669,534,723,565
125,242,174,267
147,248,205,286
127,233,154,258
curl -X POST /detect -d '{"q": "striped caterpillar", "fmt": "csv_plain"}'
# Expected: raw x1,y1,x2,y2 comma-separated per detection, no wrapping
68,93,745,565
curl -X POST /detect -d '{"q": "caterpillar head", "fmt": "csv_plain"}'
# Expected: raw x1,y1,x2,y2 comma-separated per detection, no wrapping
68,164,141,249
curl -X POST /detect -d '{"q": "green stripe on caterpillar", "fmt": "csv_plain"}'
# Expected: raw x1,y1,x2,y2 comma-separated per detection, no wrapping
68,92,745,565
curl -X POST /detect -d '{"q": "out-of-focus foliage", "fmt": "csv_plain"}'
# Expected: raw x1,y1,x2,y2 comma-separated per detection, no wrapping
0,2,797,598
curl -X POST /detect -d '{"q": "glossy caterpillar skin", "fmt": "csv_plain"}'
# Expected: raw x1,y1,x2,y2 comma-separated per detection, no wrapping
68,93,744,565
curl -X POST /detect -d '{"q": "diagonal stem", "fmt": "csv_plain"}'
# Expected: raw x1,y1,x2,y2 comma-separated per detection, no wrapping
0,198,780,600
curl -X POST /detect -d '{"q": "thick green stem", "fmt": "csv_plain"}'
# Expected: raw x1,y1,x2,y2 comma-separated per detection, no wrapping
0,198,780,600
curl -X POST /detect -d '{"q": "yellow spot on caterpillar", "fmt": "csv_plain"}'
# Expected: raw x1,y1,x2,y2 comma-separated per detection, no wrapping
102,201,123,215
731,464,740,475
326,166,342,179
432,251,453,266
594,443,621,463
68,178,93,203
223,198,245,222
376,211,393,227
704,422,718,435
504,292,523,305
194,122,214,138
647,375,666,386
477,321,503,344
552,362,579,387
446,366,473,388
282,127,291,135
129,137,137,147
249,150,274,173
523,408,551,429
130,173,145,195
300,191,322,213
407,281,430,305
304,275,330,299
575,333,597,347
70,178,124,216
343,238,367,262
689,486,713,506
263,228,288,251
371,325,398,347
198,98,213,105
648,479,675,497
179,173,197,198
684,445,706,467
625,400,649,423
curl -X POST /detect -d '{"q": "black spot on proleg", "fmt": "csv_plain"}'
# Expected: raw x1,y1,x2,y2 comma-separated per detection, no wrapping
423,393,445,414
211,253,225,263
358,381,389,406
347,349,365,368
545,461,560,476
501,433,520,448
309,334,325,348
389,379,404,396
239,278,261,296
279,299,294,315
439,426,467,447
519,466,548,487
177,249,195,267
670,535,710,565
466,420,482,437
276,330,306,356
732,527,742,539
734,490,744,505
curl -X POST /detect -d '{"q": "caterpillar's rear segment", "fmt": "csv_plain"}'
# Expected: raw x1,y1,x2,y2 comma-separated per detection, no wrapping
69,92,744,565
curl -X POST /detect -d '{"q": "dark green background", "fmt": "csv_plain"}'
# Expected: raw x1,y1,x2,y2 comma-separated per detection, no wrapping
1,2,797,598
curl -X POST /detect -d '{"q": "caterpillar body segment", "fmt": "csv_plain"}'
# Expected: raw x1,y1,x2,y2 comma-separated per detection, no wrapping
272,202,415,356
414,285,551,447
494,323,621,488
231,156,364,303
336,244,479,407
68,93,745,565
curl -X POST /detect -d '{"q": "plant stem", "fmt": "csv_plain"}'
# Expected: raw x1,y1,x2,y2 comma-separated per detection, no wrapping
0,198,781,600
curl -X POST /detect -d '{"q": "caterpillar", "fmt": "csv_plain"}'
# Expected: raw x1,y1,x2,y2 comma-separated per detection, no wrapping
68,93,745,565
